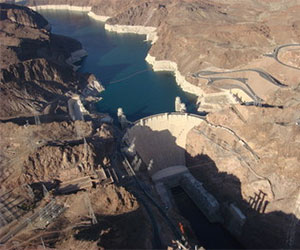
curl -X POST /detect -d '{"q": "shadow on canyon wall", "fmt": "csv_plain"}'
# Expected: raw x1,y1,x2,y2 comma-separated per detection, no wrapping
185,153,300,249
34,124,300,249
73,208,150,249
120,123,300,249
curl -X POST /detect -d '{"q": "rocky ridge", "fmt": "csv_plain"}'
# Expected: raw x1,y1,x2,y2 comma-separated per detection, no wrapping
27,0,300,111
185,98,300,248
0,5,154,249
0,3,103,119
1,1,300,249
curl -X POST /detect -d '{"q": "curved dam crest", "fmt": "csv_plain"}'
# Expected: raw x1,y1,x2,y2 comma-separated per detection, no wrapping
124,112,205,171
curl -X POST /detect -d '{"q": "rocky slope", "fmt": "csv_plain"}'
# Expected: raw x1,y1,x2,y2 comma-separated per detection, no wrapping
1,1,300,249
0,3,102,119
26,0,300,111
0,116,168,249
185,89,300,248
0,5,154,249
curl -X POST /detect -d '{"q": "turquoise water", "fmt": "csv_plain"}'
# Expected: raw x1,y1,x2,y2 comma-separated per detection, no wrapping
39,10,196,121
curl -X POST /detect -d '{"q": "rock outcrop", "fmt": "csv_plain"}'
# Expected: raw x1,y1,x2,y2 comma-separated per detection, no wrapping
0,3,103,119
26,0,300,112
185,98,300,248
0,4,156,250
1,1,300,249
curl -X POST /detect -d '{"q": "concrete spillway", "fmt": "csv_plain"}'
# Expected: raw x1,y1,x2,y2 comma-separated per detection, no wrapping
124,113,204,175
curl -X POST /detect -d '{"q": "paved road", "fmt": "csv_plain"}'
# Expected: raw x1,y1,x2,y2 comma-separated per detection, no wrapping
197,68,287,87
191,61,293,103
192,71,263,102
265,43,300,71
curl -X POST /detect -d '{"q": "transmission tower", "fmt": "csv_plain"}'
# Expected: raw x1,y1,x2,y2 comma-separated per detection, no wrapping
84,193,97,225
0,212,8,227
23,184,35,200
34,112,41,125
42,184,49,198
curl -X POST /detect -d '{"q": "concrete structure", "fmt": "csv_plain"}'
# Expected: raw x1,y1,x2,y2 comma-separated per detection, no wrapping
152,165,189,184
122,137,136,156
123,113,227,224
175,97,186,113
181,173,222,223
225,203,246,237
117,107,130,129
66,49,88,71
152,166,222,223
68,95,87,121
124,112,204,175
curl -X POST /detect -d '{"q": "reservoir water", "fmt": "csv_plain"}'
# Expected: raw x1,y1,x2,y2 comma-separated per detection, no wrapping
39,10,196,121
36,9,243,249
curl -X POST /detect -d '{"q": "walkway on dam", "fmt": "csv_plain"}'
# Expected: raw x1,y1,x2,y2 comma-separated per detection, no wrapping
124,113,204,175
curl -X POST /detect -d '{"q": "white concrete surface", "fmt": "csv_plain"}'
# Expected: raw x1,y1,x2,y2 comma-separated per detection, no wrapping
105,24,158,44
87,11,110,22
29,5,92,12
124,113,203,174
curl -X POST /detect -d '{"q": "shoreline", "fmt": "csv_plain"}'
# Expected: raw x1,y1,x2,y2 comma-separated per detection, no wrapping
145,54,203,97
87,11,110,22
29,5,110,22
145,54,238,108
104,24,158,44
29,4,237,110
29,4,92,12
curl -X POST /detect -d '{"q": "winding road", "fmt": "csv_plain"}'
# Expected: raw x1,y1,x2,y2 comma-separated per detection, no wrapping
192,67,289,102
191,44,300,103
265,43,300,71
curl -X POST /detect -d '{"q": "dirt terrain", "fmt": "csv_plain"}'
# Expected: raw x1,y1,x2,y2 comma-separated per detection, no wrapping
185,91,300,247
0,4,160,249
1,1,300,249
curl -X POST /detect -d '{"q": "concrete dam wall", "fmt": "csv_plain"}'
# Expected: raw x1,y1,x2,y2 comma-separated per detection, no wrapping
123,112,245,231
124,112,204,175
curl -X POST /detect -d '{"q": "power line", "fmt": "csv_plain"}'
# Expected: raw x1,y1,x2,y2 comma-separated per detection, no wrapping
105,69,150,85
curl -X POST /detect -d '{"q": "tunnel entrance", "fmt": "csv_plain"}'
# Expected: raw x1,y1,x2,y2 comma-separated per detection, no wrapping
171,186,243,249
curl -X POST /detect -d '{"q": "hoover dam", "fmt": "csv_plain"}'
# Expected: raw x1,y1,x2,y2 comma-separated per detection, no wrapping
1,1,300,249
124,112,204,173
123,112,245,236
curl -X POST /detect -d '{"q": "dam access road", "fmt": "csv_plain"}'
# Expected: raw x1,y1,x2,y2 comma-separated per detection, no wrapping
1,1,300,249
